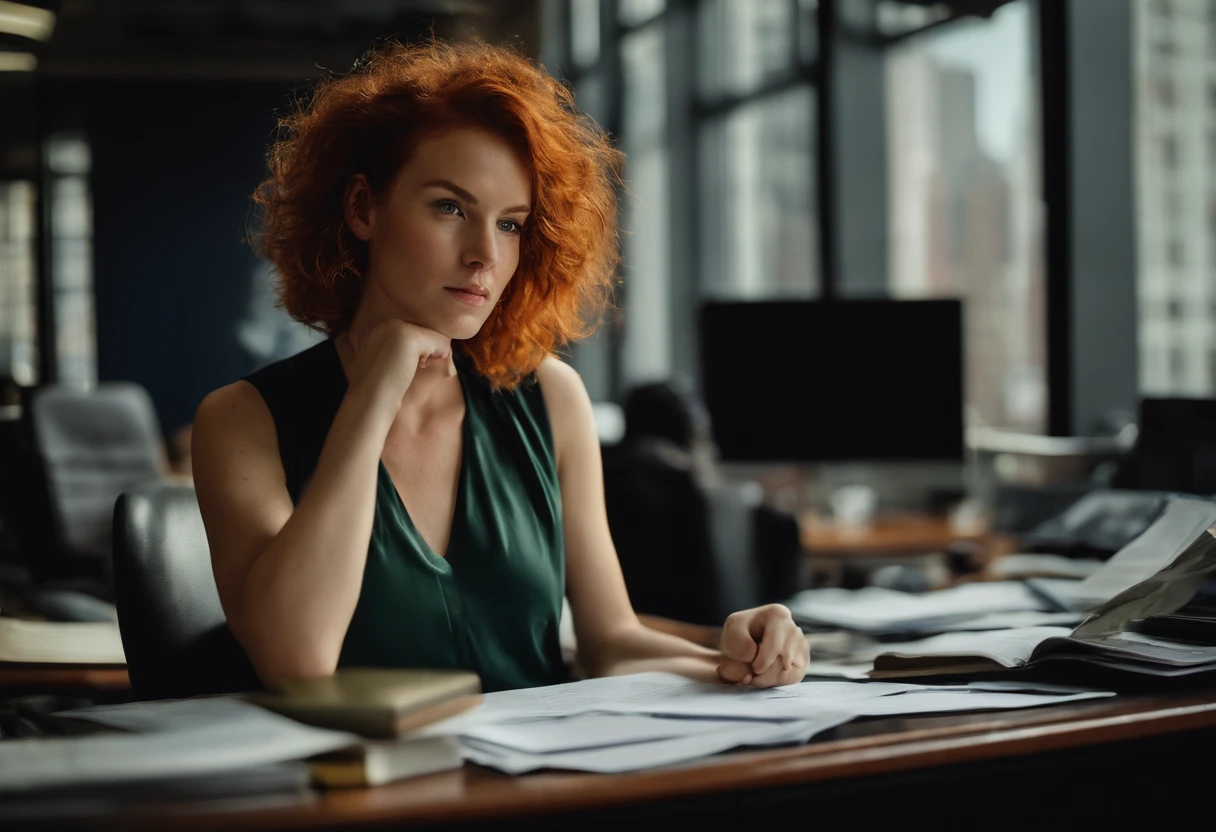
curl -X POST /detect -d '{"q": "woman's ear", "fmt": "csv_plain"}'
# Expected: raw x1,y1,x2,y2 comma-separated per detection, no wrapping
343,174,375,242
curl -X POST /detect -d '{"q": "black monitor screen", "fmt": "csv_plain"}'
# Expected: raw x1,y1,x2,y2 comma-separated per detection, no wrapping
699,299,965,463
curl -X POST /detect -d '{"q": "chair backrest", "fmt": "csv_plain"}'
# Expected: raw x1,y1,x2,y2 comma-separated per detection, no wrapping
1112,397,1216,495
30,383,166,560
601,438,798,625
111,484,259,700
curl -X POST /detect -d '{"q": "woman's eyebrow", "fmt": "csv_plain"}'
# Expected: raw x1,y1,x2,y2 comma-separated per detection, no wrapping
422,178,530,215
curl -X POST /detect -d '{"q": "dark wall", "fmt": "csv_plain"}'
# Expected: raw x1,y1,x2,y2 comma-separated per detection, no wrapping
49,79,293,434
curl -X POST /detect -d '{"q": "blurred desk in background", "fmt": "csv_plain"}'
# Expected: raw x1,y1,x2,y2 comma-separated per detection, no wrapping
800,512,1021,587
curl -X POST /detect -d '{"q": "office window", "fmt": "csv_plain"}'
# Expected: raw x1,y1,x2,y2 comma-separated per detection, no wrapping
885,0,1046,432
619,0,664,27
697,0,817,300
1136,0,1216,396
699,87,817,299
620,22,672,383
0,181,37,385
697,0,796,101
46,134,97,389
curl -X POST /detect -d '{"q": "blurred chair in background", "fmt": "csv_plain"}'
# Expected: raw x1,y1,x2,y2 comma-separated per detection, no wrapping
602,380,804,626
3,382,168,620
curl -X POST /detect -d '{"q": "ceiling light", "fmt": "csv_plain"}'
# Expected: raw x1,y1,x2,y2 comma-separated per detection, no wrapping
0,1,55,42
0,51,36,71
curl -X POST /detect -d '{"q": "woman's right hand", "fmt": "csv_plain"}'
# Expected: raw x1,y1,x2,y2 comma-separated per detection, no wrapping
344,318,452,417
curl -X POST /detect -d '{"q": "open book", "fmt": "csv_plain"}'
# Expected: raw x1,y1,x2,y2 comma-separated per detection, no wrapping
0,618,126,666
872,513,1216,679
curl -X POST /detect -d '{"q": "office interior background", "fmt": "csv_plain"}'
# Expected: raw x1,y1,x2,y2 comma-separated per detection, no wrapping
0,0,1198,555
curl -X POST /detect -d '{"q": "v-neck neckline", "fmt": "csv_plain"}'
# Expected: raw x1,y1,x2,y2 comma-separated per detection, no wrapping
327,338,472,563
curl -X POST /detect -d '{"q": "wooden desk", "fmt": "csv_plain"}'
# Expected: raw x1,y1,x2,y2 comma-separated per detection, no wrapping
23,689,1216,829
800,512,989,556
0,665,129,695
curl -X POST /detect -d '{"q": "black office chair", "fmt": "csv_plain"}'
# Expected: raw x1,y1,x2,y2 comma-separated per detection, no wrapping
602,438,802,625
1111,397,1216,495
111,484,259,700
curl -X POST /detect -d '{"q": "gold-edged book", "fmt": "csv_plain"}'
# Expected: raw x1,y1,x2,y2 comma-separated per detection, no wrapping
250,667,483,739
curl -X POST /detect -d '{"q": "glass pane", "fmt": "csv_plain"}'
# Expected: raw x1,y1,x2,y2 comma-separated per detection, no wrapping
54,289,96,389
698,0,796,100
574,69,606,125
53,237,91,291
699,85,818,298
798,0,819,65
1135,0,1216,395
885,0,1046,433
571,0,601,69
620,24,671,384
620,0,665,27
0,181,38,385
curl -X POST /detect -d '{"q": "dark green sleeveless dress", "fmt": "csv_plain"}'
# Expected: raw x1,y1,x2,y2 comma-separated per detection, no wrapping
243,339,569,692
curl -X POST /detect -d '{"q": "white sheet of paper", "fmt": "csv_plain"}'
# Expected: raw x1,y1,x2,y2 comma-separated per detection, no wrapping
1054,496,1216,610
842,688,1113,717
461,715,847,774
1,699,357,792
462,713,761,754
785,582,1047,632
446,672,920,726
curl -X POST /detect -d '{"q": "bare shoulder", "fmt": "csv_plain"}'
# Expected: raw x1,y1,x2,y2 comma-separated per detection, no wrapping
535,355,589,403
192,380,277,452
535,356,595,466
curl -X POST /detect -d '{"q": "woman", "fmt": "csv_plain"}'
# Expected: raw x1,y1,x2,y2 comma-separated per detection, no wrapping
192,39,809,692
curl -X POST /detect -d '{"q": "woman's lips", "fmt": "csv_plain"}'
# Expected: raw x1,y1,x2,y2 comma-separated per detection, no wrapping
445,287,488,307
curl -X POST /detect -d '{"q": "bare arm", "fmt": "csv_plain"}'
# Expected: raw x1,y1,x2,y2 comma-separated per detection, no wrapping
192,321,451,685
536,358,721,682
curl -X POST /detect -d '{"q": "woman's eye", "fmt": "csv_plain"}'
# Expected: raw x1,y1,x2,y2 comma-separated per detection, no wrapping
436,200,462,216
498,219,521,234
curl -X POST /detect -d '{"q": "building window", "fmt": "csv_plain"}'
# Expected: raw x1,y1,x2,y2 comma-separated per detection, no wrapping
1162,134,1180,168
1168,238,1186,267
1158,76,1176,107
886,0,1046,432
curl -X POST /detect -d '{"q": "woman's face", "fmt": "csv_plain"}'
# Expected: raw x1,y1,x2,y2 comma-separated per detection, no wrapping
346,126,532,340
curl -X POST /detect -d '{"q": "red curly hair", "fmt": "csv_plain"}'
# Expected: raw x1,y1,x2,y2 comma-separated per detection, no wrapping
252,39,623,389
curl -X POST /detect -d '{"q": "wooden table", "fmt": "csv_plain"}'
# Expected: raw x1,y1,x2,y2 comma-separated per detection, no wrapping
15,688,1216,829
800,512,990,556
0,665,130,695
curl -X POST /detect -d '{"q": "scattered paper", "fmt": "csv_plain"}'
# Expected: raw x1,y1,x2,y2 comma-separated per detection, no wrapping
462,715,847,774
1,699,356,792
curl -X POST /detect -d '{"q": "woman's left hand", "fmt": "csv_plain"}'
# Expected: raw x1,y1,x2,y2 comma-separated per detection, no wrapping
716,604,810,688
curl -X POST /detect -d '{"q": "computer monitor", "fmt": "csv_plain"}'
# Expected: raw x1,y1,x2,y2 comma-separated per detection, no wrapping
698,299,965,463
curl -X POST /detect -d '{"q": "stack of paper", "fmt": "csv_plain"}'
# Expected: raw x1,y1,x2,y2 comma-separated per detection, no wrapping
785,581,1074,635
414,672,1113,773
0,699,356,793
